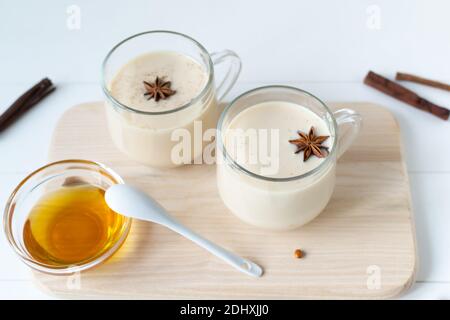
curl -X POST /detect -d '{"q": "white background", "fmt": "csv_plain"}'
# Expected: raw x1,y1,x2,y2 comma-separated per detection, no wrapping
1,0,450,299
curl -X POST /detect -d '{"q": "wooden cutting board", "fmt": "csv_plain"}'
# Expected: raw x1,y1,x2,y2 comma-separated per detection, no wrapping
36,102,416,299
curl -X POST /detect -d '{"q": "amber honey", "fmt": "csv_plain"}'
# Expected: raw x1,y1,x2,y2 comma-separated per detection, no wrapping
23,185,127,266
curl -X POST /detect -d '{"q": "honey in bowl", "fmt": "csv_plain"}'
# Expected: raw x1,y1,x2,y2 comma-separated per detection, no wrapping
23,184,127,267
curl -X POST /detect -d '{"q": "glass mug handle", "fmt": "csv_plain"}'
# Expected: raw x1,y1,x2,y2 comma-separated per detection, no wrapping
333,108,362,159
210,50,242,102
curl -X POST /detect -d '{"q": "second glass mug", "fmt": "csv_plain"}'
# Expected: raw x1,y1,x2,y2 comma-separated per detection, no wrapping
102,31,241,168
216,86,362,230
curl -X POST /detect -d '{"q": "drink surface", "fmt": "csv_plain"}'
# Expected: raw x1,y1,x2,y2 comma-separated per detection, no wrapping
224,101,333,179
110,51,208,112
23,185,127,266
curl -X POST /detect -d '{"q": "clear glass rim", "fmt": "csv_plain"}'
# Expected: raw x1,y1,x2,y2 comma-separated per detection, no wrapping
101,30,214,116
3,159,132,275
217,85,338,182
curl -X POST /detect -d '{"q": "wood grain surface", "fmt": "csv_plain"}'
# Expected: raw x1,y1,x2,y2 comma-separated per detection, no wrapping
35,102,416,299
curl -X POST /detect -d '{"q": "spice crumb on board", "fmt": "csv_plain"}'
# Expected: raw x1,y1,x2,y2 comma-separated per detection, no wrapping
294,249,304,259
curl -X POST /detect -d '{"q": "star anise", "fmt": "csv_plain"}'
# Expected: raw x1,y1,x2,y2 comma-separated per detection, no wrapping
143,77,176,101
289,126,330,161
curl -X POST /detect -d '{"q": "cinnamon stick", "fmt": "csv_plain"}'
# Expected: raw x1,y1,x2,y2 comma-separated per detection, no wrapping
396,72,450,92
364,71,449,120
0,78,55,132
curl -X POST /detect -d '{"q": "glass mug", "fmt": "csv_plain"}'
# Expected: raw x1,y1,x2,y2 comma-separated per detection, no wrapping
102,30,241,168
216,86,362,230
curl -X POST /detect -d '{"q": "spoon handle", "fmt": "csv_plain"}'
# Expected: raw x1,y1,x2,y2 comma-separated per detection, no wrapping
165,220,263,277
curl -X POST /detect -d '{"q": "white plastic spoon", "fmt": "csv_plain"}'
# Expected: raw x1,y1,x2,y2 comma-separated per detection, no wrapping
105,184,263,277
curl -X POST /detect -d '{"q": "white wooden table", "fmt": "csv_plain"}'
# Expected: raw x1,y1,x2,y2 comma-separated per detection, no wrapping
1,0,449,299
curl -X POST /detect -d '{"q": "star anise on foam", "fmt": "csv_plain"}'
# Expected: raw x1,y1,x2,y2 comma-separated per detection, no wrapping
143,76,176,101
289,126,330,162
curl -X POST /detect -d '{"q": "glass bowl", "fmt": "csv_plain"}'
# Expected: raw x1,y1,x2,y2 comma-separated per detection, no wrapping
3,160,132,274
